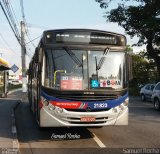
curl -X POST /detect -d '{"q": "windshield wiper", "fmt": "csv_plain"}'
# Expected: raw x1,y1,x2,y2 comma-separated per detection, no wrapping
63,46,82,67
96,48,110,70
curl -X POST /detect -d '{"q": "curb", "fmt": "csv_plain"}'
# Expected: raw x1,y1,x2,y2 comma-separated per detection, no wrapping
8,88,22,95
11,100,21,153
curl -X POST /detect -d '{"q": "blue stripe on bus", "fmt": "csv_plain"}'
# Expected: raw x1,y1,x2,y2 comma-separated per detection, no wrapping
41,91,128,109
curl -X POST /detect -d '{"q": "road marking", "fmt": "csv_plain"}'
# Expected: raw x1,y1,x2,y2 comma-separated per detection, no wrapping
11,101,20,152
92,133,106,148
13,140,19,149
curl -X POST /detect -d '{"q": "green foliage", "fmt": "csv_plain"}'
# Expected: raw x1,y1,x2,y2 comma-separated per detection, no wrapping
129,85,140,96
96,0,160,80
95,0,111,8
129,53,158,95
132,55,150,83
126,45,133,53
8,84,22,91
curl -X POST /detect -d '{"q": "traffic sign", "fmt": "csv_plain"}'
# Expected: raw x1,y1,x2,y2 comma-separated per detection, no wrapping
11,64,19,73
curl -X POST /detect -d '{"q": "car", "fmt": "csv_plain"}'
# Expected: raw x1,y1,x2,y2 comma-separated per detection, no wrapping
140,84,155,101
8,80,21,85
151,82,160,111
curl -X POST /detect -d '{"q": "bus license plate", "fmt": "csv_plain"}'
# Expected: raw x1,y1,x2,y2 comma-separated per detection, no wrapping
81,116,96,122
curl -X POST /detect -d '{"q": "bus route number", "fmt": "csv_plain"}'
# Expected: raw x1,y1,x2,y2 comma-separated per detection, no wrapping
94,103,107,108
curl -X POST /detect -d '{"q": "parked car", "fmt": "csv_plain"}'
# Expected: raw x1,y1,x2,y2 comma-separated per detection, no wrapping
151,82,160,111
8,80,21,85
140,84,155,101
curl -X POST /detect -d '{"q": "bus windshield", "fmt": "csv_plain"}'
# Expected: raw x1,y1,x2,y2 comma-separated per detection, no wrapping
43,48,126,90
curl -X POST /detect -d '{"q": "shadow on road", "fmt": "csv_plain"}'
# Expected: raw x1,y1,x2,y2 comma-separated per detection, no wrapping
15,101,94,142
0,99,19,139
129,96,160,122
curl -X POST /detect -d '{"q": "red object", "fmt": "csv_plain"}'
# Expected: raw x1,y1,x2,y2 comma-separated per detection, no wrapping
50,101,82,109
81,117,96,122
60,76,82,90
39,100,43,109
19,75,22,80
103,81,106,87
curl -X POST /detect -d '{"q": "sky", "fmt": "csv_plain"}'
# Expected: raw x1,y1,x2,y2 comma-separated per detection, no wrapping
0,0,145,69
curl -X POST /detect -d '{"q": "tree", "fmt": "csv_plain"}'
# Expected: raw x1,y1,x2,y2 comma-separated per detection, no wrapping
126,44,133,54
132,54,157,84
96,0,160,80
126,45,157,84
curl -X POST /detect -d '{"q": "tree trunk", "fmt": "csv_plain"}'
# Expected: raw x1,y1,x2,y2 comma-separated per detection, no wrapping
146,38,160,81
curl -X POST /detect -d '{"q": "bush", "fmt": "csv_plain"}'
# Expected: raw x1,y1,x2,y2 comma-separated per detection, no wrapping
129,86,140,96
8,84,22,91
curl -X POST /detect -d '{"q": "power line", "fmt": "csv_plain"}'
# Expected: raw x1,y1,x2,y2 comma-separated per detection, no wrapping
0,1,21,45
26,47,33,59
20,0,37,49
25,35,41,45
8,0,20,28
3,0,21,39
20,0,25,21
26,34,36,48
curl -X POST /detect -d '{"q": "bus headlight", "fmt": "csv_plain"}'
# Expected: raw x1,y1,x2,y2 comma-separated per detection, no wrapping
48,104,56,111
56,107,63,113
119,104,124,111
112,107,118,113
41,97,49,106
123,98,129,106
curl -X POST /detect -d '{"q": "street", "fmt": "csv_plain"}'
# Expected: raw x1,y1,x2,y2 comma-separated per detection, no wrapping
0,1,160,154
13,94,160,154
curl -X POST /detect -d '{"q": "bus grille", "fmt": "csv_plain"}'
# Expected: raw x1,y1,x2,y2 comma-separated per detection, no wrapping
65,108,110,112
53,94,117,101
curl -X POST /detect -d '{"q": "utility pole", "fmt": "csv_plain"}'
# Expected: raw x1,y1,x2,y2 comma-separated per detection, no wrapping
21,21,27,92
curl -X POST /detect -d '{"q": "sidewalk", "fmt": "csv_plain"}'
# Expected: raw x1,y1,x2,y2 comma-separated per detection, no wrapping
0,89,26,153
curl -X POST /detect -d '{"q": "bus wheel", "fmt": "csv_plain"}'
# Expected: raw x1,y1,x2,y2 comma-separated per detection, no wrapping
154,98,160,111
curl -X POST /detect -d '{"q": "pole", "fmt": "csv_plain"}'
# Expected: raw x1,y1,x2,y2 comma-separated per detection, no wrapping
21,21,27,92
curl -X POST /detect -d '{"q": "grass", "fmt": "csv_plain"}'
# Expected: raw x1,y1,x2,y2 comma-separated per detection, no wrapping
8,84,22,91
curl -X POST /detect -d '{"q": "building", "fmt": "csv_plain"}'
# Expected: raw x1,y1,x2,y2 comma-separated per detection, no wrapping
0,57,10,97
9,65,22,81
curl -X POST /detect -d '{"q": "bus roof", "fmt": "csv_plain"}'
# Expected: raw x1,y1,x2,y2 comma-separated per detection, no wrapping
43,29,126,37
42,29,126,46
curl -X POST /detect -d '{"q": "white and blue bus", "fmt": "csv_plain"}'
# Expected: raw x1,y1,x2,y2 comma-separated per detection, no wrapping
28,29,130,128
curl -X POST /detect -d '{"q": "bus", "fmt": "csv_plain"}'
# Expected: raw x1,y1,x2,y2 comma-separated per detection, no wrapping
28,29,130,128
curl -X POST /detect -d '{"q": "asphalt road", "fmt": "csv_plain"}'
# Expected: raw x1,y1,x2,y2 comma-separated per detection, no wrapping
15,97,160,154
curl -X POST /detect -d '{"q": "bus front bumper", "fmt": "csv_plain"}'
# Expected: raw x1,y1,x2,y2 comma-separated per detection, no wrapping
39,106,128,127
